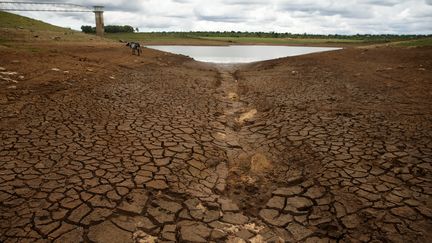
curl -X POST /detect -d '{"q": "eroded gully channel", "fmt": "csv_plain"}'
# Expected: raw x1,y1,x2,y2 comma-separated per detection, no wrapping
213,65,278,212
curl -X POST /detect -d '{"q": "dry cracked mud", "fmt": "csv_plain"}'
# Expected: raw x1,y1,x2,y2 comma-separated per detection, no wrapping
0,44,431,243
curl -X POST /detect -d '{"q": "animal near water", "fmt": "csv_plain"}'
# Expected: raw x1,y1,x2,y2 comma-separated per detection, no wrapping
126,42,142,56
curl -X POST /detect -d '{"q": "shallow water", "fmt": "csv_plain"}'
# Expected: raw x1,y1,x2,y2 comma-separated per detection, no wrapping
146,45,341,63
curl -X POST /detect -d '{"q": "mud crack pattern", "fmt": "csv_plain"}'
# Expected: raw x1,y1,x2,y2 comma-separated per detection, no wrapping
1,48,432,243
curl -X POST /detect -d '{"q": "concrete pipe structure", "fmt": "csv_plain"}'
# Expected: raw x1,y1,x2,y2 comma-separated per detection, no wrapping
93,6,104,36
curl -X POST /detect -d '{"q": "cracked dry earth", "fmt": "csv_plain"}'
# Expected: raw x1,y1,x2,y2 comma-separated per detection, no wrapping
1,46,432,243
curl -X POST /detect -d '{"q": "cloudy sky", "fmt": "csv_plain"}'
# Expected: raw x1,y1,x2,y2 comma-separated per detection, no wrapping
5,0,432,34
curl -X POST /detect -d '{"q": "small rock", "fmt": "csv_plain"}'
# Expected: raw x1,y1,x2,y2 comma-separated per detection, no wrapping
250,153,272,173
18,75,24,80
51,68,61,72
0,67,6,71
87,68,94,72
7,85,17,89
110,76,116,80
243,223,265,233
237,109,257,124
291,71,298,75
132,230,157,243
63,71,70,74
196,202,207,211
221,224,241,234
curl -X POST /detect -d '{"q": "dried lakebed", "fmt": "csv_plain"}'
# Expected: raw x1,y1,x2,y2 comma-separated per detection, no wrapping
0,45,431,243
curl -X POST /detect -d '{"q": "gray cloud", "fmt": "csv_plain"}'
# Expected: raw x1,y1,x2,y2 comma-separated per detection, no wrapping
6,0,432,34
361,0,401,6
277,1,373,19
195,14,247,23
222,0,268,5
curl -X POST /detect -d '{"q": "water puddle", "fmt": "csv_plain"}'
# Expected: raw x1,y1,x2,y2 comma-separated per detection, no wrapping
146,45,341,63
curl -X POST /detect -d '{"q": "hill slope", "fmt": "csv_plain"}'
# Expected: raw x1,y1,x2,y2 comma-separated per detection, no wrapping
0,11,106,43
0,11,68,31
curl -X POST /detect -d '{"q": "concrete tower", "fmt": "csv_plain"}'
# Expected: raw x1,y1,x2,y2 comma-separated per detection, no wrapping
93,6,104,37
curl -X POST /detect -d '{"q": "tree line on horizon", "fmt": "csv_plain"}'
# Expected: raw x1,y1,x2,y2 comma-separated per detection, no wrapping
80,26,431,41
148,31,431,41
81,25,137,33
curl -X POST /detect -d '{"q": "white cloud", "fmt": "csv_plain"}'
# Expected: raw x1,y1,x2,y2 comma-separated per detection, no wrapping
4,0,432,34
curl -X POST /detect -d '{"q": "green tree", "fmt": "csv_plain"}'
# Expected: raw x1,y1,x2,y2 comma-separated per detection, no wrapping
104,25,135,33
81,25,95,33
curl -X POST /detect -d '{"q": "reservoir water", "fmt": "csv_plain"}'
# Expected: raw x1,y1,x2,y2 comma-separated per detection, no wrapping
146,45,341,63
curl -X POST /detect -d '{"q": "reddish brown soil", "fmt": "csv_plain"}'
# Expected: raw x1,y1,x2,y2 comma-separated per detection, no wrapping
0,40,431,243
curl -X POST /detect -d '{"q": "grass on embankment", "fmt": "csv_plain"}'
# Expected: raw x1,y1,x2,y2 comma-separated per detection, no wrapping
0,11,103,43
0,11,68,32
395,37,432,47
198,36,365,45
104,32,231,45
